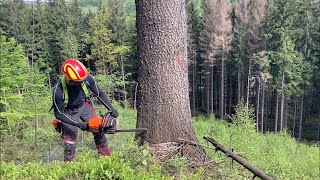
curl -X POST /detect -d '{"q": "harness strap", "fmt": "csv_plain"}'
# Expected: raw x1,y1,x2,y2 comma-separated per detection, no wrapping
61,75,90,108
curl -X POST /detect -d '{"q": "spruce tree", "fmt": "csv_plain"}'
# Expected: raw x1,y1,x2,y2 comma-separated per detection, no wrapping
0,35,30,136
199,0,217,114
212,0,233,119
186,0,202,115
108,0,131,103
88,1,116,74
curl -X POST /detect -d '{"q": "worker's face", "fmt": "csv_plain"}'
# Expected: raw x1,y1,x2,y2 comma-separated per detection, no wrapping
68,80,82,86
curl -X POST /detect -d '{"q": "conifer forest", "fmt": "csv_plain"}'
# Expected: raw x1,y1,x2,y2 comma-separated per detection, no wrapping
0,0,319,179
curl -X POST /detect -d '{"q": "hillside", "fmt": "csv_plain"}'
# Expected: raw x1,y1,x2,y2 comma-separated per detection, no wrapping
1,105,319,179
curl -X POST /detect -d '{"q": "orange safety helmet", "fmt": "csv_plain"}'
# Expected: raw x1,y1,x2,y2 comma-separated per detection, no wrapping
61,58,88,81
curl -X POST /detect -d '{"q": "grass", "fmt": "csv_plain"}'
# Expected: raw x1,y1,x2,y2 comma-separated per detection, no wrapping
193,112,319,180
1,104,319,179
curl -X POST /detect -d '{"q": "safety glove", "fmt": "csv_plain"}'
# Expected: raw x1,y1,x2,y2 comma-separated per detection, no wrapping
51,119,62,133
79,122,89,131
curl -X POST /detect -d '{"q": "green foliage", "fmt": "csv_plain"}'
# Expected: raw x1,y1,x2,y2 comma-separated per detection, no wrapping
253,51,272,82
0,0,319,179
229,100,256,132
0,140,207,179
1,105,319,179
269,35,304,97
194,111,319,179
0,1,10,34
0,34,51,162
0,35,31,134
265,0,316,97
87,3,117,74
94,73,125,96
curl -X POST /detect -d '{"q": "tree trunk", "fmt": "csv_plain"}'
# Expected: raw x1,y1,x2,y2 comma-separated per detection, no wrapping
237,72,241,104
224,76,227,117
201,70,205,110
134,82,138,110
32,6,38,147
256,77,261,132
298,94,304,140
206,72,210,114
317,111,320,142
280,72,285,132
265,85,270,132
275,91,279,132
219,51,224,119
261,82,265,132
228,76,232,114
284,100,288,129
120,55,127,105
211,64,214,114
292,100,297,137
32,96,38,147
136,0,200,145
3,90,12,135
215,70,218,112
191,53,196,116
246,58,251,106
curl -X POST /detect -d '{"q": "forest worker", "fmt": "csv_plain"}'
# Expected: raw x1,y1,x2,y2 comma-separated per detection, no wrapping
51,58,119,162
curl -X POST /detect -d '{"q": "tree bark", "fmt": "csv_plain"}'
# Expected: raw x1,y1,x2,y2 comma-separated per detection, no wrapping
261,82,265,132
32,6,38,147
215,70,218,112
246,58,251,106
206,72,210,114
284,100,288,129
292,100,297,137
192,53,196,116
237,72,241,104
275,91,279,132
134,82,138,110
317,111,320,142
280,72,285,132
219,50,225,119
211,64,214,113
256,77,261,132
228,75,232,114
136,0,199,144
3,90,12,135
120,55,127,105
298,94,304,140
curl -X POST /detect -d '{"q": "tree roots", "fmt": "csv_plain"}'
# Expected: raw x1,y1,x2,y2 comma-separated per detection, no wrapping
146,138,215,169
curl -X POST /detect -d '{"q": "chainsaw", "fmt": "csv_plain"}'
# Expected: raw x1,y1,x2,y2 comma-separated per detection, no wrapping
101,111,148,135
104,127,148,134
96,95,148,135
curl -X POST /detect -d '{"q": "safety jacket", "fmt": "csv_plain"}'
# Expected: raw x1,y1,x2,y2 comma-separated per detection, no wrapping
52,74,115,128
61,75,89,108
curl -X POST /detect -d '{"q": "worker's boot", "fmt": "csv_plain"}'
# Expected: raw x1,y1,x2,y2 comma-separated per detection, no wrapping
64,141,76,162
96,144,110,156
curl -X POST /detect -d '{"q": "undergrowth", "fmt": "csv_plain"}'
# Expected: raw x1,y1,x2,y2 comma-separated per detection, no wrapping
1,103,319,179
194,102,320,180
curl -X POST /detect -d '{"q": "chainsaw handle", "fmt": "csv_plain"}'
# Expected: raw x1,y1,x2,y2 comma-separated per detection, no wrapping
103,110,112,118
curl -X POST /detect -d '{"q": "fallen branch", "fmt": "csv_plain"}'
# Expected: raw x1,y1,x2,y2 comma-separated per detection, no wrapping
177,138,216,150
204,136,274,180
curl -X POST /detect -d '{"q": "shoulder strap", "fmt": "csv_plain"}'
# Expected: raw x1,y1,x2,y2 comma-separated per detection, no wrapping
61,75,90,108
81,80,90,98
61,75,69,108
